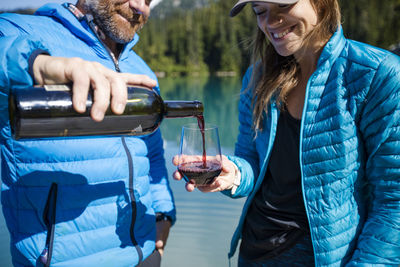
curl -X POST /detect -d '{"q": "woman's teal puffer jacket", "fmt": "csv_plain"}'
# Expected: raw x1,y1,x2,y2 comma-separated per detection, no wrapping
0,3,175,267
227,27,400,266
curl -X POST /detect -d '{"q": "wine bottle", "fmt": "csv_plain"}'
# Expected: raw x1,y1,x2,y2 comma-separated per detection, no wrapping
9,85,203,139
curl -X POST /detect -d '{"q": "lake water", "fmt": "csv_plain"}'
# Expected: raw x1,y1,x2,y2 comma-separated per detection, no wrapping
0,76,246,267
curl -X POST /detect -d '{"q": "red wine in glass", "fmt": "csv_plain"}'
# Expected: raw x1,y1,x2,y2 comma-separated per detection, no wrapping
178,159,222,185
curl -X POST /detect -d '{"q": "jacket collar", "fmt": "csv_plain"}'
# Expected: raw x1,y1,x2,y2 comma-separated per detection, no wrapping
316,26,346,70
34,3,139,55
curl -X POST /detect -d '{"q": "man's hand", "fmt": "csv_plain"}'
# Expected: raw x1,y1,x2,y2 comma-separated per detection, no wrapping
155,219,171,257
32,55,157,121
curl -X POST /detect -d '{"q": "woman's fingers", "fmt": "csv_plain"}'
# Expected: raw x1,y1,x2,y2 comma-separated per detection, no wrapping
172,169,195,192
185,182,196,192
172,155,180,166
173,170,183,181
197,178,226,193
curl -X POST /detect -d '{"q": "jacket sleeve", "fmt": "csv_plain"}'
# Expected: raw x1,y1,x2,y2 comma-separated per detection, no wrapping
0,34,50,94
0,14,53,94
141,129,176,224
0,21,51,138
222,66,258,198
347,53,400,265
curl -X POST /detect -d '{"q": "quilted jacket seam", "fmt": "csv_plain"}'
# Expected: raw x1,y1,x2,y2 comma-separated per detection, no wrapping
303,135,357,153
14,231,147,267
13,210,117,236
313,226,357,253
362,107,398,139
14,155,144,164
303,151,358,168
310,208,355,227
303,124,350,140
362,53,390,108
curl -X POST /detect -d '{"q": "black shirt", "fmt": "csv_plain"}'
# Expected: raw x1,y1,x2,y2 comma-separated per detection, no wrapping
240,110,310,261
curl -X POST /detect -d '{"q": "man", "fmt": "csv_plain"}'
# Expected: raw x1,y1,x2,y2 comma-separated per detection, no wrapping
0,1,175,266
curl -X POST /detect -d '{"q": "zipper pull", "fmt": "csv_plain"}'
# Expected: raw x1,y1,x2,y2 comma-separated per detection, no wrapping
39,245,49,265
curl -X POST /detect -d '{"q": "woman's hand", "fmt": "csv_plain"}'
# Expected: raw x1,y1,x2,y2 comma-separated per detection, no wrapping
172,155,238,193
32,55,157,121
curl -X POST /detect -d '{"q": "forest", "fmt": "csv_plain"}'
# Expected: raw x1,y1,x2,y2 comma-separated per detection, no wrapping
134,0,400,76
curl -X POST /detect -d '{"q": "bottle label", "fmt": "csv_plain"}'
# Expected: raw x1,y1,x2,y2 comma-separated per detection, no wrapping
131,125,143,134
44,85,71,91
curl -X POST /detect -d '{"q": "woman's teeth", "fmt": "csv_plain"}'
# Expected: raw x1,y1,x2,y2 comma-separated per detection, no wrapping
273,28,290,38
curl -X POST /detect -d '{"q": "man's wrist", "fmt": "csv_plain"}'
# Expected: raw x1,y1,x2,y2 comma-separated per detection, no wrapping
155,212,172,223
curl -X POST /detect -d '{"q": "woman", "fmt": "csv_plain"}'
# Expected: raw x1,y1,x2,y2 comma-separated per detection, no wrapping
173,0,400,266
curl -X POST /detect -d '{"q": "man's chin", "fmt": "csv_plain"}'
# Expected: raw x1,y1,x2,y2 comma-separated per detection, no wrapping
101,17,144,44
109,31,136,44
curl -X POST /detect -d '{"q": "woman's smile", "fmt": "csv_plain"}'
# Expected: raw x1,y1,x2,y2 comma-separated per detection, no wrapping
270,25,295,40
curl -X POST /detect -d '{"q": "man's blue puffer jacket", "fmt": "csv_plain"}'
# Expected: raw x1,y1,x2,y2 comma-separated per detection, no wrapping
0,3,175,267
227,27,400,266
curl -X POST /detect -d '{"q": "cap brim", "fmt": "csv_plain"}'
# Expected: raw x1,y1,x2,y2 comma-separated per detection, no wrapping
230,0,251,17
230,0,299,17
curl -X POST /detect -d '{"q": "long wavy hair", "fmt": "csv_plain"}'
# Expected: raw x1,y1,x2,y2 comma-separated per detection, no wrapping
249,0,341,131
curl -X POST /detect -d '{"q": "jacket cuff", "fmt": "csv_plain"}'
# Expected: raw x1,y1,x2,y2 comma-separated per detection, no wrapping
155,210,176,226
223,155,254,198
155,212,173,223
230,162,242,195
28,49,50,84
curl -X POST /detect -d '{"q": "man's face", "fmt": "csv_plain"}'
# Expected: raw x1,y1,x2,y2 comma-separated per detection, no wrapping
83,0,151,44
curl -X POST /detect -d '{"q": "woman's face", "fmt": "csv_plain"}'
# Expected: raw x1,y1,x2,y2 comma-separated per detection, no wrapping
252,0,318,57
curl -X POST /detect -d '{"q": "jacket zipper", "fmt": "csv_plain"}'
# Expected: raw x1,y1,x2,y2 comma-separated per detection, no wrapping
84,14,143,263
40,183,58,267
228,105,279,259
84,14,121,72
299,73,317,265
122,137,143,263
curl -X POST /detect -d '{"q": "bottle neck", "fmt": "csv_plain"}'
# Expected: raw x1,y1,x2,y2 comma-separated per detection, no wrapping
164,100,203,118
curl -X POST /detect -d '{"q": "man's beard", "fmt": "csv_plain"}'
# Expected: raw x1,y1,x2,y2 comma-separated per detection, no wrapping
83,0,148,44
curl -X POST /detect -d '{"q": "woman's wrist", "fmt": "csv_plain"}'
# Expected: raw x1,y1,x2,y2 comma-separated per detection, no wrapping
230,162,241,194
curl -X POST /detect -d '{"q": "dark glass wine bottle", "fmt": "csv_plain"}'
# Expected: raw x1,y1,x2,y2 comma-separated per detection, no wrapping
9,85,203,139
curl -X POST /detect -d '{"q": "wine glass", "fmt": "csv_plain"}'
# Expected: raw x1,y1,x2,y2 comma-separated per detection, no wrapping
178,123,222,185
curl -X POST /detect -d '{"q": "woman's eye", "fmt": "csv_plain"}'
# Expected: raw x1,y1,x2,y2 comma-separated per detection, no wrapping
253,9,267,16
278,4,290,8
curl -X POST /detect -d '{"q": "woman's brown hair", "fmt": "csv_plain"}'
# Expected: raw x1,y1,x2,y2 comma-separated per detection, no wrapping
249,0,341,131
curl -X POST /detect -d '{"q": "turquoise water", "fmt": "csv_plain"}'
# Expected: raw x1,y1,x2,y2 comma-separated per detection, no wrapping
0,76,246,267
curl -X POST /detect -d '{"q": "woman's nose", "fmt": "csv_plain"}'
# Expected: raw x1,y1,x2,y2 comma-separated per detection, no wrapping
266,9,283,27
